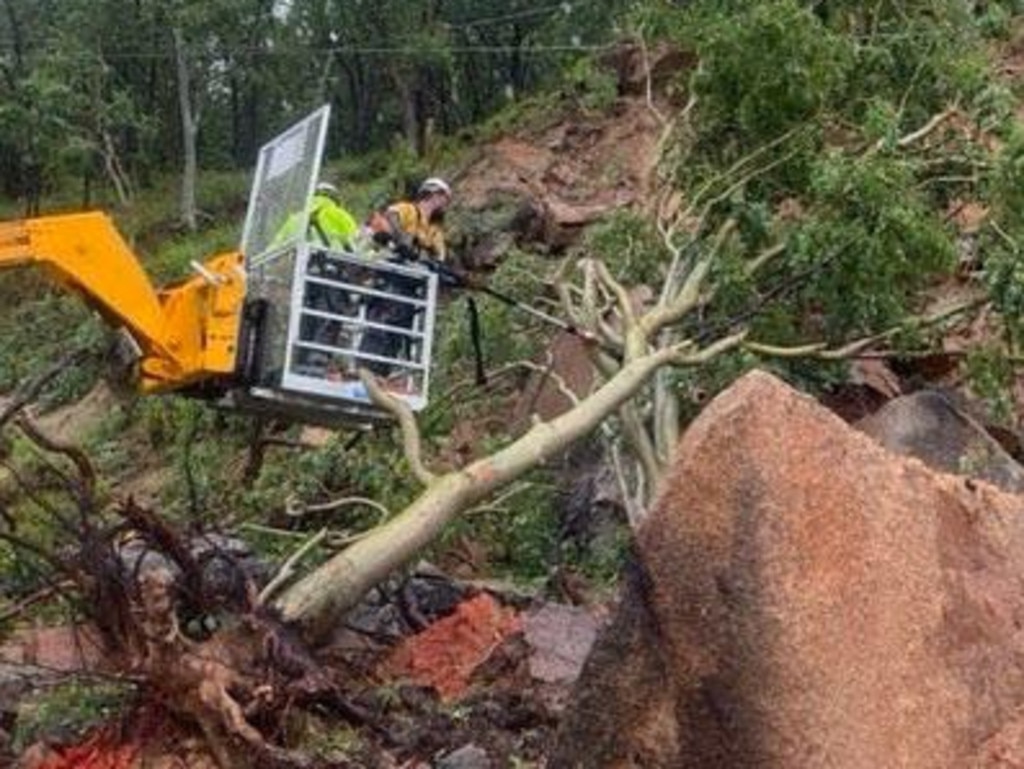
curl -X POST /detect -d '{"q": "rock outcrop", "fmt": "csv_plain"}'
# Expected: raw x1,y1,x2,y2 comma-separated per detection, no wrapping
552,370,1024,768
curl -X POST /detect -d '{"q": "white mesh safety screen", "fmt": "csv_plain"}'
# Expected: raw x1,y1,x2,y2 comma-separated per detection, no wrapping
240,105,330,264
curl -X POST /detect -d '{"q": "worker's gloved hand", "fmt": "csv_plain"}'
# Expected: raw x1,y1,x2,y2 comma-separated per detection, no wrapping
394,242,420,263
372,230,393,246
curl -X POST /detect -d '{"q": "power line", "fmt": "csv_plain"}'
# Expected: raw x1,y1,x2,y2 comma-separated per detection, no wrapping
0,42,615,61
449,2,576,30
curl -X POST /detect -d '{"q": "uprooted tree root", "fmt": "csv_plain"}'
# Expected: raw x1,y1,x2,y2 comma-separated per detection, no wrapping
1,395,375,768
87,500,392,768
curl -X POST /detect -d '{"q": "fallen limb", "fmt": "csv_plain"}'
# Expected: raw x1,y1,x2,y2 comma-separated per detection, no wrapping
286,494,391,521
276,343,688,641
744,297,985,360
15,415,96,505
257,528,327,606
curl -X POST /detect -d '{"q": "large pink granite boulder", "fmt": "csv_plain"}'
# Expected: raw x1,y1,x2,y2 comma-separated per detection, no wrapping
553,370,1024,768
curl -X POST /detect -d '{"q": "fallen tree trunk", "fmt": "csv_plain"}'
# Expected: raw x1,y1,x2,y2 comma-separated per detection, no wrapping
273,343,696,642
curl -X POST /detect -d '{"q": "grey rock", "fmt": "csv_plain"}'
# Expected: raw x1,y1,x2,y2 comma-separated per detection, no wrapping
524,604,601,684
856,390,1024,493
332,566,469,650
436,743,491,769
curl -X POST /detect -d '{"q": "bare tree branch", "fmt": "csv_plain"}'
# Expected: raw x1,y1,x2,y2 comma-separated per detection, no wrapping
643,218,737,336
869,106,958,154
637,31,668,127
359,370,436,487
653,360,681,466
286,494,392,521
516,356,584,411
608,437,646,528
0,349,91,433
258,528,327,606
618,403,662,495
744,297,985,360
15,415,96,506
745,242,788,276
674,329,749,365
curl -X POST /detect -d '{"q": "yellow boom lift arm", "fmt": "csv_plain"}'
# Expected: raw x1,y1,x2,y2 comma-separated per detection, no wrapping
0,211,246,393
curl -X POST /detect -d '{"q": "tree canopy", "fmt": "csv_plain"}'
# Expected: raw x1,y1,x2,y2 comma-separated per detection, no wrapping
0,0,631,211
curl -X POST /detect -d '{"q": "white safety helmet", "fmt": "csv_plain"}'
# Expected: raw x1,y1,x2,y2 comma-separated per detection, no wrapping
315,181,340,200
418,177,452,199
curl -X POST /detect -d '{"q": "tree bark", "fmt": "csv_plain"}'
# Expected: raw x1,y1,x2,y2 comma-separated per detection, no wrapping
100,130,133,207
172,26,199,232
397,75,426,157
340,57,374,153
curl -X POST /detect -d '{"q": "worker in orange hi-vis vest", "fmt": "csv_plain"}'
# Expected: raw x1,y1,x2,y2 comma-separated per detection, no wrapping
365,177,452,262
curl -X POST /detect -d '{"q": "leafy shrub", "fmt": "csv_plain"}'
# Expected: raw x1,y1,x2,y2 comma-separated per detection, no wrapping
565,57,620,113
788,150,955,336
965,344,1017,424
0,281,106,408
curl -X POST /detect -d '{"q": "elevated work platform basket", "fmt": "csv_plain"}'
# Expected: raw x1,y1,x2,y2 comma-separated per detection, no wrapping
229,104,439,427
242,242,438,425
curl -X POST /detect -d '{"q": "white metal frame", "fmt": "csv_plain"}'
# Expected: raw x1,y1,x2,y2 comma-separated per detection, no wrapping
280,246,438,411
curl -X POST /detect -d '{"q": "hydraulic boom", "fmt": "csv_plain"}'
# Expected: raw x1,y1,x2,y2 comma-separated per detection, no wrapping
0,211,246,393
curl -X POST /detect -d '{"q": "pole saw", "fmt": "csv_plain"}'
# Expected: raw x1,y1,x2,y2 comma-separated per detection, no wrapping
418,256,617,354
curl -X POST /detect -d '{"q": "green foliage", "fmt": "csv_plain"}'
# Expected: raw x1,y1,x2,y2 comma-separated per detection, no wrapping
145,223,240,283
0,0,634,207
981,125,1024,338
965,345,1017,423
0,281,107,407
788,151,955,337
831,8,985,126
565,57,620,113
304,718,364,764
641,0,1002,175
985,241,1024,338
426,251,552,430
975,3,1016,38
11,679,134,754
584,210,667,287
690,1,853,150
623,0,981,361
438,472,561,581
140,400,258,524
0,528,49,599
